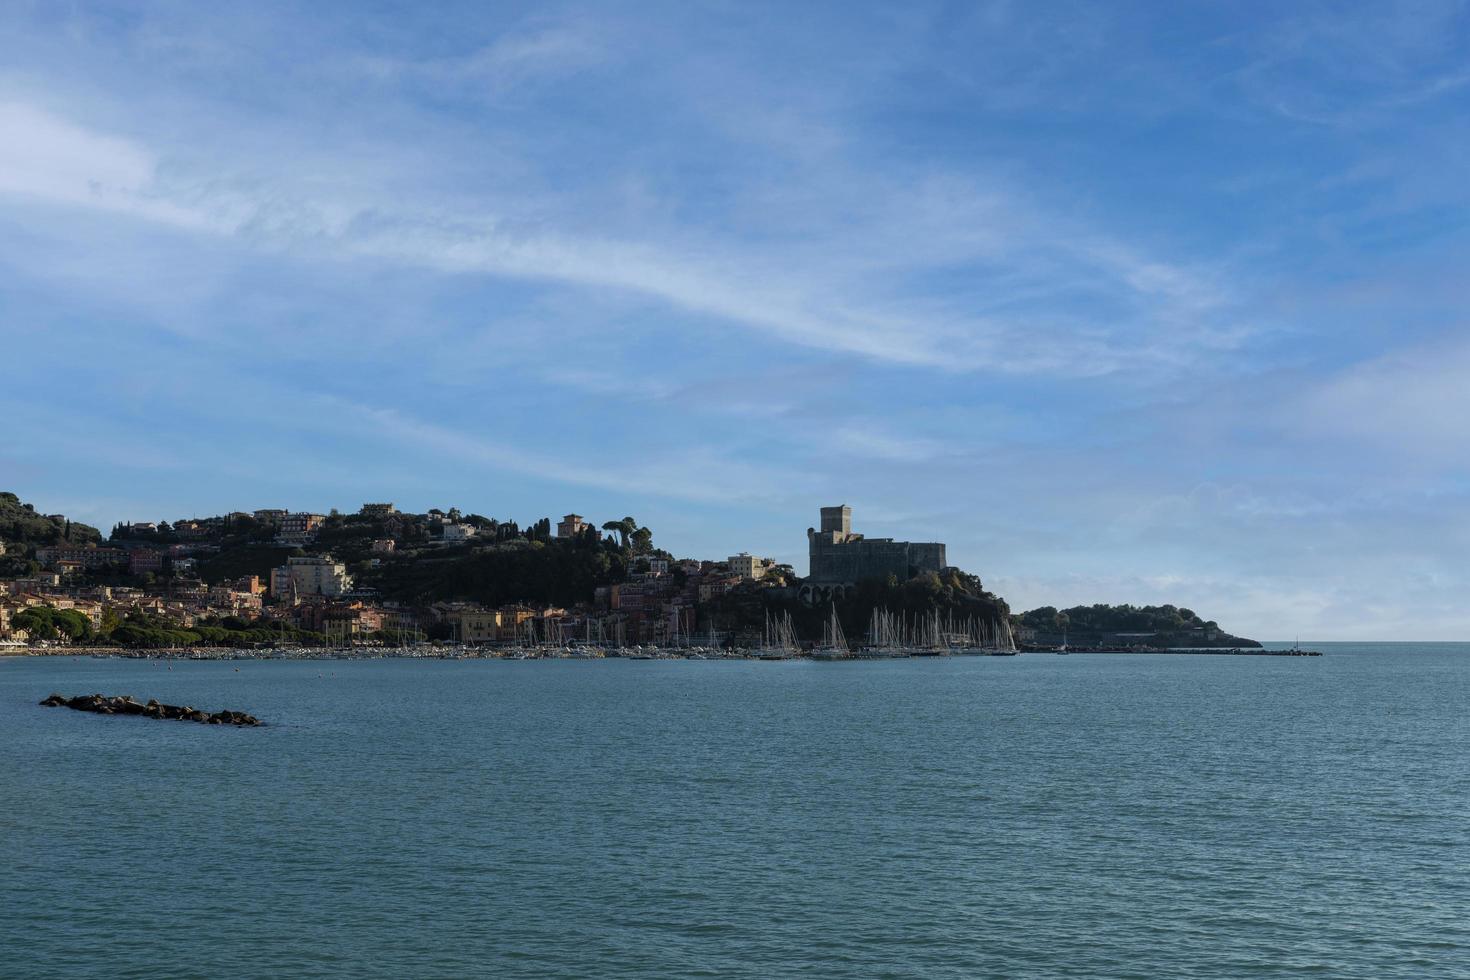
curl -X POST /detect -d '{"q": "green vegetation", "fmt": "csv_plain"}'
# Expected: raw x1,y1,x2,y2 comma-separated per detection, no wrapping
1014,603,1258,647
196,546,300,584
705,568,1012,642
10,606,95,643
367,534,629,607
0,493,101,564
1018,603,1213,633
6,602,325,648
108,613,325,649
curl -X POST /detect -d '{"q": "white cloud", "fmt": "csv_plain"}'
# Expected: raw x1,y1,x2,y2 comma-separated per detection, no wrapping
303,397,811,507
0,102,206,228
353,22,608,95
827,426,949,463
1296,338,1470,454
0,98,1244,378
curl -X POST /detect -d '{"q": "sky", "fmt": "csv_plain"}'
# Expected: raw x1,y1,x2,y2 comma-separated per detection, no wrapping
2,1,1468,639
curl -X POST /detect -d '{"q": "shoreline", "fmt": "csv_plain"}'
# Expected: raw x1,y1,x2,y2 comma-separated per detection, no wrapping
4,645,1322,660
1023,646,1322,657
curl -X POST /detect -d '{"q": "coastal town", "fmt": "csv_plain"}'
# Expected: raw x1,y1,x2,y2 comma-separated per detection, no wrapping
2,491,1271,657
0,493,1028,658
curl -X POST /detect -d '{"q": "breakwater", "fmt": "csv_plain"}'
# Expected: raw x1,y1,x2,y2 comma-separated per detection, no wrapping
1024,646,1322,656
39,693,261,726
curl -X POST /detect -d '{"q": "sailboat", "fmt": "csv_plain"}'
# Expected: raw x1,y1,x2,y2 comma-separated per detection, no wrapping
857,607,907,658
811,607,850,660
756,611,798,660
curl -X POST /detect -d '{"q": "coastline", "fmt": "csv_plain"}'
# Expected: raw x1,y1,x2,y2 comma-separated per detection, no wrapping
5,644,1321,660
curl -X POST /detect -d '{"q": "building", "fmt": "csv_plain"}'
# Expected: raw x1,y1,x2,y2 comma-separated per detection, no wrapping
360,503,397,517
233,575,264,595
371,539,396,554
117,521,158,535
174,520,214,540
452,605,540,643
311,603,389,639
276,512,326,545
8,573,62,593
455,609,504,644
557,514,590,539
270,556,352,598
35,546,127,569
727,553,773,580
806,505,946,589
442,524,476,542
129,549,164,575
253,509,287,524
208,586,263,615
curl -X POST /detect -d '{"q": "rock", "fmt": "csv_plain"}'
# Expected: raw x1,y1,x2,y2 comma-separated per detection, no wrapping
38,693,263,727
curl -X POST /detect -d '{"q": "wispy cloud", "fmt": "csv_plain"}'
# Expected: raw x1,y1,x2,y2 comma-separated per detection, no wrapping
303,397,812,507
0,97,1243,377
1294,338,1470,457
353,21,610,97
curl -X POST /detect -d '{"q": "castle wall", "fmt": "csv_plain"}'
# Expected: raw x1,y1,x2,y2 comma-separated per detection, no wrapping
808,534,947,584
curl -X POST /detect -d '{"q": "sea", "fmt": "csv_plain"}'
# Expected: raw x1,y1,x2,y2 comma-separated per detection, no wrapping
3,643,1467,978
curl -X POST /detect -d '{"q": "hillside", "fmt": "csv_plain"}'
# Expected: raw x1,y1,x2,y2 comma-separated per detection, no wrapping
1015,603,1259,648
0,492,102,574
704,568,1012,645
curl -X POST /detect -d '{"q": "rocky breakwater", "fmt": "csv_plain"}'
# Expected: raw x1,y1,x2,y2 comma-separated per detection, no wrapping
39,693,260,726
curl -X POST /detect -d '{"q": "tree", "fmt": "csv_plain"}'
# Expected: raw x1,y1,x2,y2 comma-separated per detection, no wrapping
101,606,123,635
13,607,58,641
52,609,92,642
602,517,638,550
631,526,653,554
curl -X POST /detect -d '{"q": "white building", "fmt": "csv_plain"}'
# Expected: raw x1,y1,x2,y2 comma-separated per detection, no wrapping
728,553,773,580
270,556,352,598
442,524,477,542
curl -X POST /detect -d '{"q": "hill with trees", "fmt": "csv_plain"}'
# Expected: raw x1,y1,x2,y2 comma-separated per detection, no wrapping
1014,603,1259,648
0,491,101,550
1,491,102,577
364,531,633,608
704,568,1012,646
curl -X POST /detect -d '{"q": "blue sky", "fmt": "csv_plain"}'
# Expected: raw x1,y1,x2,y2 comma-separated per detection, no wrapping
2,1,1468,638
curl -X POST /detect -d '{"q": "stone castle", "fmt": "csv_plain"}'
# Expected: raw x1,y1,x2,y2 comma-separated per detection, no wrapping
805,505,947,596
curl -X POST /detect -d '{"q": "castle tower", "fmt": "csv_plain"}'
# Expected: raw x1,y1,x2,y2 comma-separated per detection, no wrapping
820,505,852,538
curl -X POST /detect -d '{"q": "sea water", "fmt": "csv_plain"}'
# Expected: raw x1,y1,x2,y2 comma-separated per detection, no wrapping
3,644,1467,978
